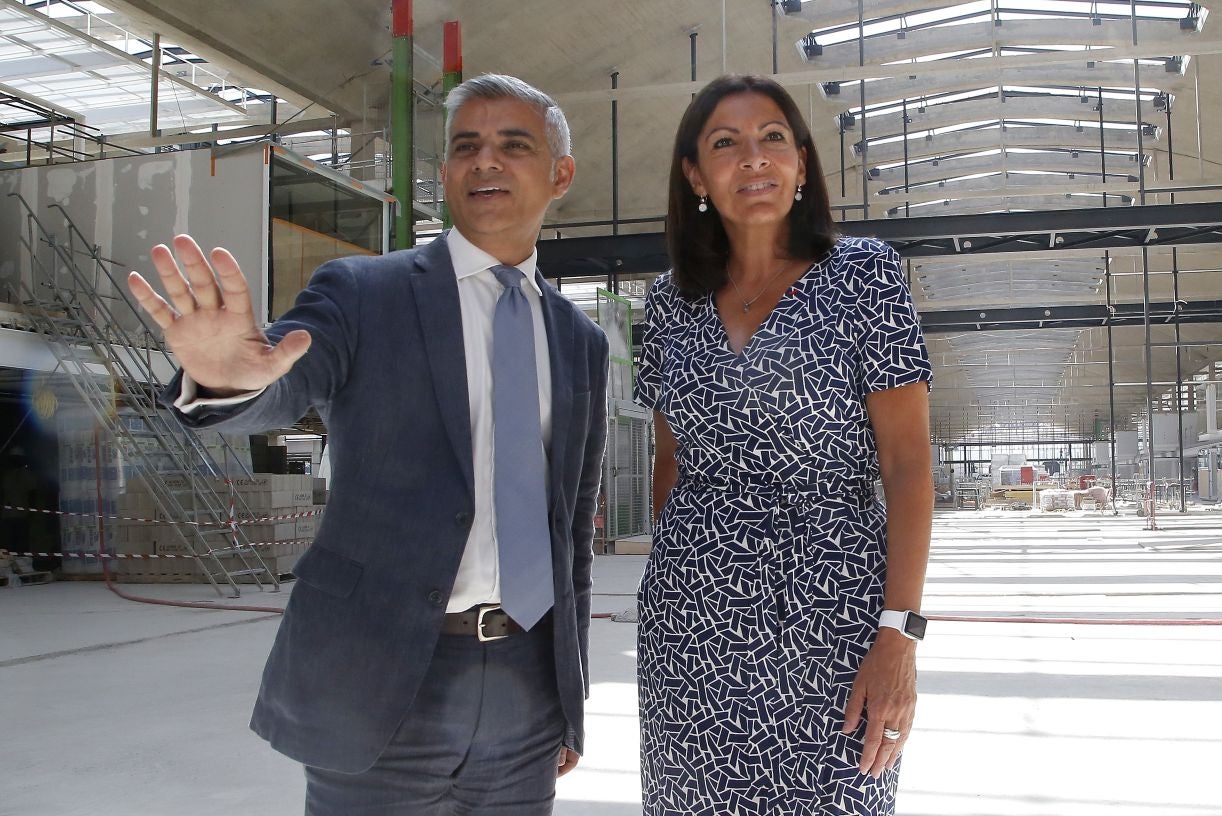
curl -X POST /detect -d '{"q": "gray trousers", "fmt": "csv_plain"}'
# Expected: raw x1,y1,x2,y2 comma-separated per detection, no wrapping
304,620,566,816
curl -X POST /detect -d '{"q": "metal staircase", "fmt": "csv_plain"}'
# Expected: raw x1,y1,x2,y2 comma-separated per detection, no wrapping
8,193,279,597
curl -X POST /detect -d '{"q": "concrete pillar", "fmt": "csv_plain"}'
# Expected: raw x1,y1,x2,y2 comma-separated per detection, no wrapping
1207,383,1218,435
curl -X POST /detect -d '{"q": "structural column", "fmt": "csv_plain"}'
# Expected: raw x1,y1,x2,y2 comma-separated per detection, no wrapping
392,0,414,249
441,20,462,229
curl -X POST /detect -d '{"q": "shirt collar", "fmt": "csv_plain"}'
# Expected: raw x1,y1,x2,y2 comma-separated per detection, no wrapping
447,227,543,297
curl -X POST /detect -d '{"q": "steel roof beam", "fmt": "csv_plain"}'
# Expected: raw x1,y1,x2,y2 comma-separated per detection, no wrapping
858,121,1155,163
820,61,1189,111
869,149,1145,186
807,17,1202,69
891,193,1133,218
920,299,1222,333
849,93,1153,142
537,203,1222,275
781,0,966,28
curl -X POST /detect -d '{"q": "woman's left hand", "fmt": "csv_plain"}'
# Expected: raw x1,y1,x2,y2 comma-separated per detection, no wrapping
842,629,918,777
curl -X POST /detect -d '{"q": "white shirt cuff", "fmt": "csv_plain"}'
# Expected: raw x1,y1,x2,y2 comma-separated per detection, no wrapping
174,373,266,414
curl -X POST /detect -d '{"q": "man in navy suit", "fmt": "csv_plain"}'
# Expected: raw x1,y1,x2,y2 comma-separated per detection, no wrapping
128,74,608,815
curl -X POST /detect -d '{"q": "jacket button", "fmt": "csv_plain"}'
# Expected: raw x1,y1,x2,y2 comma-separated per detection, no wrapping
454,510,473,527
427,590,444,606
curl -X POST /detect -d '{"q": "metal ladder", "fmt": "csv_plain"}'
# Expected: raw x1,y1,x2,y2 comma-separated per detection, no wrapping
8,193,280,597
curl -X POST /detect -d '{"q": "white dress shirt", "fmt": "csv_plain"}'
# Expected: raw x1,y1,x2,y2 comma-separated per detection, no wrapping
177,227,553,613
445,228,552,612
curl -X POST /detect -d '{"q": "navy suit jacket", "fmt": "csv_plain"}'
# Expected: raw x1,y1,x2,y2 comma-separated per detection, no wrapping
166,234,609,773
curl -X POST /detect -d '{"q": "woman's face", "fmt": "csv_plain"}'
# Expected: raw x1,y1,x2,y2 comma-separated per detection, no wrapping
683,91,807,231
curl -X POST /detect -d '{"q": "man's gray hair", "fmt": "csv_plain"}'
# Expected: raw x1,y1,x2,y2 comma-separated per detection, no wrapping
443,74,571,160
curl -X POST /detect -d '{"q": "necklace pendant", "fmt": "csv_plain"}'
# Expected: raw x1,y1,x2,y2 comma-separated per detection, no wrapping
742,303,751,313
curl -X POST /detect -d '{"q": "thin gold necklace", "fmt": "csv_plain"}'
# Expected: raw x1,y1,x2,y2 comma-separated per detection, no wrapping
727,261,791,314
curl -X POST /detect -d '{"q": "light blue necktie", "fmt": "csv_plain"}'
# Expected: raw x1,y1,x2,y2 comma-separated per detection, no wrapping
490,264,554,630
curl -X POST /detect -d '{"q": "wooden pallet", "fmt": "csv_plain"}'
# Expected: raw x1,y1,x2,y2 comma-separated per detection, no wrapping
107,550,304,584
6,570,53,586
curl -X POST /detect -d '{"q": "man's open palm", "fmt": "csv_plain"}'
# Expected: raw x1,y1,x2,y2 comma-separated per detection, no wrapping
127,235,311,396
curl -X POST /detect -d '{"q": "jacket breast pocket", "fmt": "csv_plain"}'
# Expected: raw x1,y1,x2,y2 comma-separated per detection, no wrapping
292,544,364,599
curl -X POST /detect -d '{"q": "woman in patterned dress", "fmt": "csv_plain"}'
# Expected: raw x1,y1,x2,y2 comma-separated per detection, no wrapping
633,75,934,816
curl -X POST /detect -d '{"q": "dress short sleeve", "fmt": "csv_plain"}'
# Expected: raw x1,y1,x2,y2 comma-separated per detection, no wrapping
851,240,933,393
633,274,670,411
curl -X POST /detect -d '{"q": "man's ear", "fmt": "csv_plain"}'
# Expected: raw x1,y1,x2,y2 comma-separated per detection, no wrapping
551,155,576,199
440,161,448,184
682,157,705,197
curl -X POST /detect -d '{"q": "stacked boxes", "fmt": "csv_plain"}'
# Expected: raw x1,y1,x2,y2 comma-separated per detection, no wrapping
1039,489,1075,512
112,473,321,582
118,411,253,477
57,405,255,570
228,474,316,558
56,410,130,576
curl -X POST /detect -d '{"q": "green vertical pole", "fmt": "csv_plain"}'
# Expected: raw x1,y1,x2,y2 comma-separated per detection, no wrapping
392,0,414,248
441,20,462,229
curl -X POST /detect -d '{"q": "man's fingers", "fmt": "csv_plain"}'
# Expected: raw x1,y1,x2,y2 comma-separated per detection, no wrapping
210,247,252,316
269,330,312,373
556,747,580,778
150,243,197,315
127,272,178,329
171,234,222,310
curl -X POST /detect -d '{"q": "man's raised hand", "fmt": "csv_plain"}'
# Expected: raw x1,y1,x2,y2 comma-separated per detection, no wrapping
127,235,311,397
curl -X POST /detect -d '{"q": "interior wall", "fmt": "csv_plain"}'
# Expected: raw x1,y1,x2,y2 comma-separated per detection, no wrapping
0,147,267,328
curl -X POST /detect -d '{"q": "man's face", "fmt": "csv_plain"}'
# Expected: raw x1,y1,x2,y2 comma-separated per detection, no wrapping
441,97,575,261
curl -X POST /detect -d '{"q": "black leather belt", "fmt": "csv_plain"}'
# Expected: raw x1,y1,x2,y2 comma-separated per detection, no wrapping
441,604,524,642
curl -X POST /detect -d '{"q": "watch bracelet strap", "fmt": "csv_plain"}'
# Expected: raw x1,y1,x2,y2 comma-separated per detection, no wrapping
879,609,916,636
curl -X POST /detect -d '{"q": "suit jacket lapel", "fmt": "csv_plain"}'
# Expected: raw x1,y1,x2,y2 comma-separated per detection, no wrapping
537,272,574,510
407,236,475,499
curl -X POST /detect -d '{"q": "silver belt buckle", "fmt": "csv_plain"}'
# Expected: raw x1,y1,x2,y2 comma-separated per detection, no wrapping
477,605,510,642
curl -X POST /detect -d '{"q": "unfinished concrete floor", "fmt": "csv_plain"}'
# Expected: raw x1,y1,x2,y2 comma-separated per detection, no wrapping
2,507,1221,816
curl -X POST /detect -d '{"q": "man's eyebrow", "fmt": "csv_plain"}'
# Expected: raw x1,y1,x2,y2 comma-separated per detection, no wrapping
450,128,538,144
497,128,537,141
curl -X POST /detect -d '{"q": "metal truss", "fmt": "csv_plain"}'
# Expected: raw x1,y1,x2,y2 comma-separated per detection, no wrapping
536,203,1222,277
920,299,1222,334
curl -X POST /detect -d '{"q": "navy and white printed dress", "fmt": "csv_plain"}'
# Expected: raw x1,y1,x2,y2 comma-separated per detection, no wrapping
633,236,932,816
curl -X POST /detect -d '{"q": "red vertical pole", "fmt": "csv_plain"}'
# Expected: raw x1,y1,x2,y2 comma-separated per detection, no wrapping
441,21,462,229
391,0,414,248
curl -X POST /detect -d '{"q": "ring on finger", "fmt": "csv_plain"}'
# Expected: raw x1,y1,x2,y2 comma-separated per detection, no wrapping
882,727,902,741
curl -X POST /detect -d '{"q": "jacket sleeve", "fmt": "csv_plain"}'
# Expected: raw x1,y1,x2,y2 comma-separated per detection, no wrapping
571,330,609,701
161,258,361,432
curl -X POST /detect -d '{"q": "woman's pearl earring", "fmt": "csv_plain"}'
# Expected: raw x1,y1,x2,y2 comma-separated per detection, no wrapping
794,185,804,202
698,195,708,213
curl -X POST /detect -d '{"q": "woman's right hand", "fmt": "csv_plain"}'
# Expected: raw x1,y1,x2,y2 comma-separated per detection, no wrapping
128,235,311,396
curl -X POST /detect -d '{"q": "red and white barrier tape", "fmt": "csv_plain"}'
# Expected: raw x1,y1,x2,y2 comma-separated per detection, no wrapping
1,504,320,526
2,541,313,560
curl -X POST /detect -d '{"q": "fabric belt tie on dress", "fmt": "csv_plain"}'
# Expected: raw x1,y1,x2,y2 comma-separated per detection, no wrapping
442,604,525,642
678,478,878,511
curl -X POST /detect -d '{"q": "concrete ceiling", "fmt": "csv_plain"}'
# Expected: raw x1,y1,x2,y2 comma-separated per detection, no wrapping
9,0,1222,446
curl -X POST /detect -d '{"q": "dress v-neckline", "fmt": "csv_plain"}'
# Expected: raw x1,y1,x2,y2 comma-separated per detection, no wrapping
713,294,772,358
710,260,820,358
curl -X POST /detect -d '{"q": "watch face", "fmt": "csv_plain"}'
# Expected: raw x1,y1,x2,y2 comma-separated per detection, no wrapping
905,613,928,641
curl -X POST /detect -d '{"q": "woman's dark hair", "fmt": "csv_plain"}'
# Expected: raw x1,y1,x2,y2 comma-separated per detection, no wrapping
666,74,838,297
